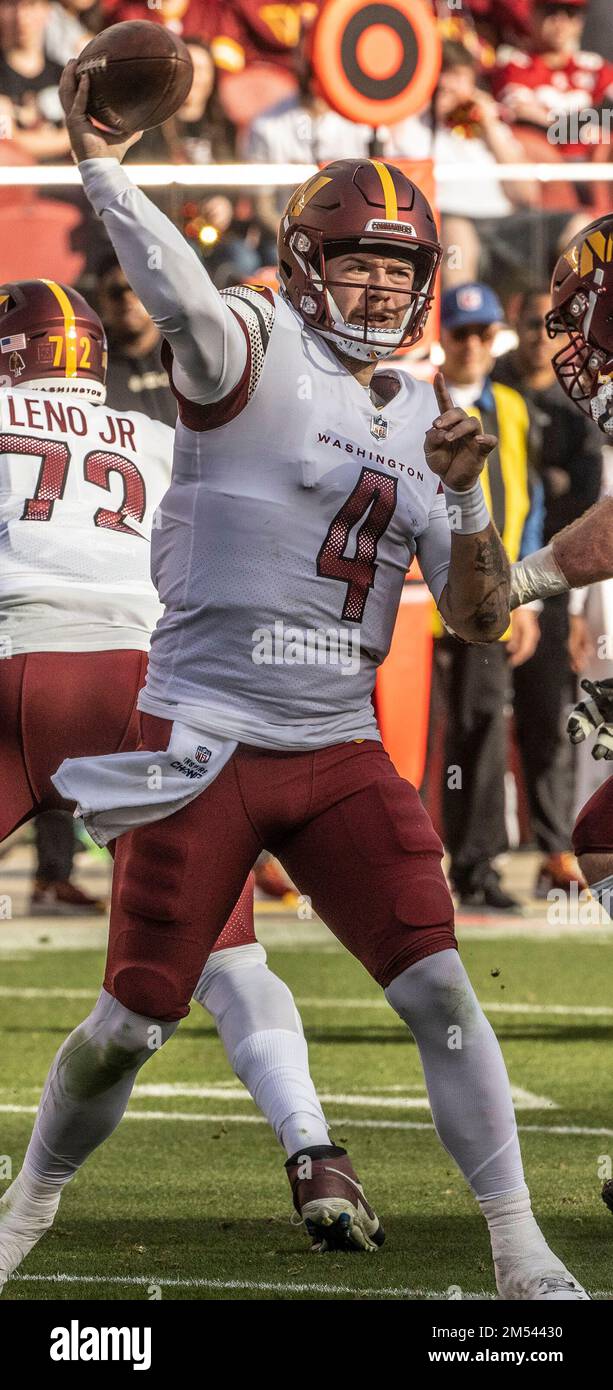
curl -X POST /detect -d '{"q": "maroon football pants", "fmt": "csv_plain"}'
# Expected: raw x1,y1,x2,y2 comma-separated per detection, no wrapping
105,716,457,1021
0,650,147,837
0,652,256,951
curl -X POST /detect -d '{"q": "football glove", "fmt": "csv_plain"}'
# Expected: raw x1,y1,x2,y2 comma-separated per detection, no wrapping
567,678,613,759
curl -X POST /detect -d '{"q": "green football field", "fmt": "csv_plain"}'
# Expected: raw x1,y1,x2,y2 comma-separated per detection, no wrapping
1,917,613,1301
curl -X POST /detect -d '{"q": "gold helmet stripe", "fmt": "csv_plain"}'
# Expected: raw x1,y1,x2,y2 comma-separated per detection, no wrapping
289,174,332,217
41,279,77,377
370,160,398,221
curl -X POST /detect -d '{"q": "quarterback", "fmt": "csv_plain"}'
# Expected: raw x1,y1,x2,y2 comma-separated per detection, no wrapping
0,63,590,1300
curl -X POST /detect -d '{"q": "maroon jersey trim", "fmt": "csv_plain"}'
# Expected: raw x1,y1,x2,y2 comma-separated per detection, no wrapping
161,310,252,432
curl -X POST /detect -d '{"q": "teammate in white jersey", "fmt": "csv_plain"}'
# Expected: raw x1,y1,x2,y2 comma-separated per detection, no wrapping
0,64,590,1300
0,278,379,1269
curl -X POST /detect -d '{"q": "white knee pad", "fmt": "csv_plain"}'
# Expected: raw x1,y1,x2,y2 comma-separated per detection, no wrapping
69,987,179,1077
385,949,482,1034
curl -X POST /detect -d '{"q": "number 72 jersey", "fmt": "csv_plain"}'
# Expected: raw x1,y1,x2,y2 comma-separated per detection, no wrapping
0,388,173,655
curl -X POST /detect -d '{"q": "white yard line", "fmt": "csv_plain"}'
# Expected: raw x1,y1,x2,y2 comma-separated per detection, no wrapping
2,921,613,951
2,985,613,1019
0,1082,557,1111
129,1082,557,1111
1,1105,606,1134
7,1273,493,1298
9,1272,613,1299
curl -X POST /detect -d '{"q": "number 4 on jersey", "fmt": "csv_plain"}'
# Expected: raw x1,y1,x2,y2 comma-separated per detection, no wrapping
317,466,398,623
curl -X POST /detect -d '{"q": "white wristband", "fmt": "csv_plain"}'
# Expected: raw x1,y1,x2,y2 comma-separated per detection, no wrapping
443,480,490,535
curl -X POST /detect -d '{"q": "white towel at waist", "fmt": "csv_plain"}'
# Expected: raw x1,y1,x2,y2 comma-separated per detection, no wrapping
51,722,238,847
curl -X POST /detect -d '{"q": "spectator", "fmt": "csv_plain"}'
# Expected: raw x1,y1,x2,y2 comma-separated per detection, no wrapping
433,0,533,67
96,254,177,427
101,0,321,73
492,1,613,163
126,41,263,287
31,811,105,915
100,0,210,42
45,1,102,66
386,42,538,289
435,283,544,911
245,58,373,254
0,0,70,161
127,40,235,165
494,289,603,895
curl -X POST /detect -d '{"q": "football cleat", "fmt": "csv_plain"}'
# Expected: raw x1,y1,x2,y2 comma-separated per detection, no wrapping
495,1255,590,1300
0,1172,61,1294
285,1144,384,1253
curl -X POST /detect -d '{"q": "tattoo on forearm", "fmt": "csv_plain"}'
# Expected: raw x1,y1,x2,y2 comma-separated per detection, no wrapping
472,582,510,635
474,536,507,578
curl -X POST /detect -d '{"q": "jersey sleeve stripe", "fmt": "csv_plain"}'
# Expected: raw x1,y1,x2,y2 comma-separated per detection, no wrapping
161,310,252,432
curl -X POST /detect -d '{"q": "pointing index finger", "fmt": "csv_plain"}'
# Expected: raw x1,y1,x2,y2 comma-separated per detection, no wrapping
433,371,454,418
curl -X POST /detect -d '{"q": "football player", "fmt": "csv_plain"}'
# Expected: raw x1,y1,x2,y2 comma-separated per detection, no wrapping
510,213,613,1220
0,277,379,1271
510,214,613,619
508,215,613,908
0,63,590,1302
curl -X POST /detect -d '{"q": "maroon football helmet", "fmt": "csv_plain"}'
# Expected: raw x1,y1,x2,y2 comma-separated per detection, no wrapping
0,279,107,403
277,159,442,362
546,215,613,435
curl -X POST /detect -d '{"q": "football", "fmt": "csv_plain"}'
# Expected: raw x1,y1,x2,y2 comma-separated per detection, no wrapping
75,20,193,136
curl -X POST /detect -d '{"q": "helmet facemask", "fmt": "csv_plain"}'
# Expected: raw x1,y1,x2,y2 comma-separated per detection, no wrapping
284,226,441,362
546,287,613,421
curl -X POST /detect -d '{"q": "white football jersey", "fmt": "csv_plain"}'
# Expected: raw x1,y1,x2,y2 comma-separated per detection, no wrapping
0,388,173,654
140,290,450,749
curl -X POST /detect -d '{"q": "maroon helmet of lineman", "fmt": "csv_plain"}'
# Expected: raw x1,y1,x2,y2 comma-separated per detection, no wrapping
546,214,613,436
277,159,442,362
0,279,107,404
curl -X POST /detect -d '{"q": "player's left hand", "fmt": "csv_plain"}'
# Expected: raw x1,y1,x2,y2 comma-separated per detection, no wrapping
567,677,613,757
425,373,498,492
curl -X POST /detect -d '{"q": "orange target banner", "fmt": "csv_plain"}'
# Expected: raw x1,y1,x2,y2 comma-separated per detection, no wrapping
312,0,441,127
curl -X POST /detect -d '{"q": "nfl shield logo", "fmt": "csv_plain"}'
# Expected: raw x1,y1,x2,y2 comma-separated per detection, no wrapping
195,745,212,764
370,413,388,441
9,351,25,376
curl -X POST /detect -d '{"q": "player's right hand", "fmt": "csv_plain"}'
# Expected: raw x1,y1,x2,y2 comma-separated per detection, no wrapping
59,60,143,164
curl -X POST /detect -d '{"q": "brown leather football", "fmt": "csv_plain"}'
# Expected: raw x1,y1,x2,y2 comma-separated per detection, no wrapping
75,20,193,135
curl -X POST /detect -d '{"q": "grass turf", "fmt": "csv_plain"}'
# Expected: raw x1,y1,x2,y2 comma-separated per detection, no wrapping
1,932,613,1300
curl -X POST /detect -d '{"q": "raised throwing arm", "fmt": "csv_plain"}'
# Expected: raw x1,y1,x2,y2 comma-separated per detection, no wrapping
59,61,248,406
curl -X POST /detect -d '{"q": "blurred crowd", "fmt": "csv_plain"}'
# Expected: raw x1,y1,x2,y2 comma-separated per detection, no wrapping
1,0,613,914
1,0,612,289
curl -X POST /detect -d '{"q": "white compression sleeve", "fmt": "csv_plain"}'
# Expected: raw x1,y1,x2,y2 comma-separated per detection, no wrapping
194,944,330,1155
79,158,248,404
386,950,525,1200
